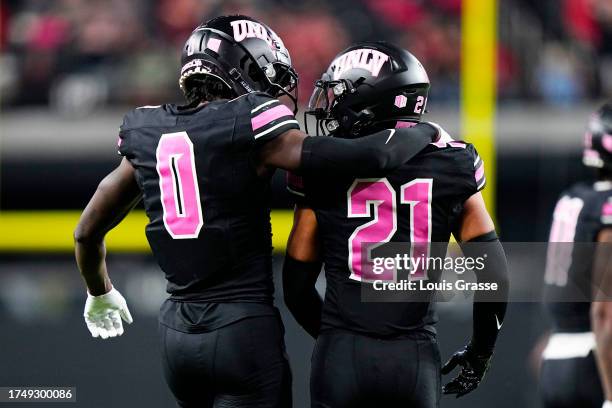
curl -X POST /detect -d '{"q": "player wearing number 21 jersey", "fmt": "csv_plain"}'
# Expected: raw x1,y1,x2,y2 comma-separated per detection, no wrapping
283,42,509,407
73,16,438,408
540,100,612,408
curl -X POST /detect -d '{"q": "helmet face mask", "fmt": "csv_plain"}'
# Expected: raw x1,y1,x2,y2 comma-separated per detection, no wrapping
583,101,612,171
305,42,430,137
179,15,299,112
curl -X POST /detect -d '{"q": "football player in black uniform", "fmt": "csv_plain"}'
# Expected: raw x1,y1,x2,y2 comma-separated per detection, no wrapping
540,101,612,408
283,42,509,407
74,16,439,408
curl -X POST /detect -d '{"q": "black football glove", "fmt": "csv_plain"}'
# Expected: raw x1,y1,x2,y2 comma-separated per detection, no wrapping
441,343,493,398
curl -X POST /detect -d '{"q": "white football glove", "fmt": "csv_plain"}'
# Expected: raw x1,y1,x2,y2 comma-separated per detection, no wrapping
83,287,133,339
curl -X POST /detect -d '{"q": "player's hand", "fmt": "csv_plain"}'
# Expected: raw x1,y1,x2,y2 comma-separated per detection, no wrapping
83,287,133,339
441,343,493,398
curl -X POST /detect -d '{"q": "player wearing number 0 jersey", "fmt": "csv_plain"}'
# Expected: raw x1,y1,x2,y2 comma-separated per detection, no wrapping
283,42,509,407
74,17,439,408
540,101,612,408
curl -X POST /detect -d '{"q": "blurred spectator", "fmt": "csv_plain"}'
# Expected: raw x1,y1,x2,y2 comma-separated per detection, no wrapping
535,43,584,106
1,0,610,111
273,7,349,102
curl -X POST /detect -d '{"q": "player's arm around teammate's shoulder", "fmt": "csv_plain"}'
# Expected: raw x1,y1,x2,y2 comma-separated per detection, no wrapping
74,157,141,339
282,203,324,339
442,192,510,398
592,227,612,408
255,122,440,177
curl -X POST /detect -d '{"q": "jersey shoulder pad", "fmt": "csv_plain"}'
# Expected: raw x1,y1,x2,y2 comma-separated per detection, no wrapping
429,129,486,194
120,105,173,131
118,105,170,157
246,92,299,142
117,108,143,157
465,143,486,192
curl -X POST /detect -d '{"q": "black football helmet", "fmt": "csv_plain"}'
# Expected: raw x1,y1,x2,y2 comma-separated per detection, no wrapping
305,41,430,136
583,100,612,170
179,15,298,112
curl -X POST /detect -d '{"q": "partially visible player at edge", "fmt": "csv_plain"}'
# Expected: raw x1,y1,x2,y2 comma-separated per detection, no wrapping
73,15,439,408
283,42,509,407
540,100,612,408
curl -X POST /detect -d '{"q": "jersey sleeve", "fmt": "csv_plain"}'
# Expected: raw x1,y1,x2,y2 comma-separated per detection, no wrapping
248,93,299,143
449,143,487,212
117,111,134,159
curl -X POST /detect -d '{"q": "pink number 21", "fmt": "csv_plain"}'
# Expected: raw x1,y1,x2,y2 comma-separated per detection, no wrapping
156,131,203,239
347,178,433,281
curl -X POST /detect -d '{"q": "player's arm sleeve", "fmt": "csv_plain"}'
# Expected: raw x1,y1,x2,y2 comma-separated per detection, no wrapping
117,112,135,159
282,205,323,339
459,231,509,354
283,256,323,339
250,95,300,144
299,123,439,177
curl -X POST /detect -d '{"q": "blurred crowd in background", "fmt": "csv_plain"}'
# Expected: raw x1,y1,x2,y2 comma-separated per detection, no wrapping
0,0,611,114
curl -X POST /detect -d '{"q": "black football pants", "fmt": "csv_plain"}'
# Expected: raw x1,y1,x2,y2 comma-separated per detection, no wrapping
310,330,441,408
540,351,603,408
160,315,292,408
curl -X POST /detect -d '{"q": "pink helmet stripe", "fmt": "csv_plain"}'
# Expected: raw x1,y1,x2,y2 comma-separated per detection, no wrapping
206,38,221,53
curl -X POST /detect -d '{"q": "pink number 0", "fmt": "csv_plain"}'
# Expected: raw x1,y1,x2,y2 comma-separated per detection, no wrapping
347,178,432,281
156,131,203,239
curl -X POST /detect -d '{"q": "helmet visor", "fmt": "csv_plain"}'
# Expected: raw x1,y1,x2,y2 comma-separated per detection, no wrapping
307,74,337,112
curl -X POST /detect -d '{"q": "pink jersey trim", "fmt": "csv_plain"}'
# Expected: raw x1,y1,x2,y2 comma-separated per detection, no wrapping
251,104,293,130
395,121,417,129
475,162,485,181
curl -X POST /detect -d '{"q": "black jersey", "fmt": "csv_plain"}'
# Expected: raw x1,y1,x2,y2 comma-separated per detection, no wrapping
544,181,612,332
118,92,298,308
289,129,485,337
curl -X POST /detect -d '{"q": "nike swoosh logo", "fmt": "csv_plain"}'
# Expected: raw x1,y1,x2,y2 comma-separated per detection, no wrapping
495,314,503,330
385,129,396,144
